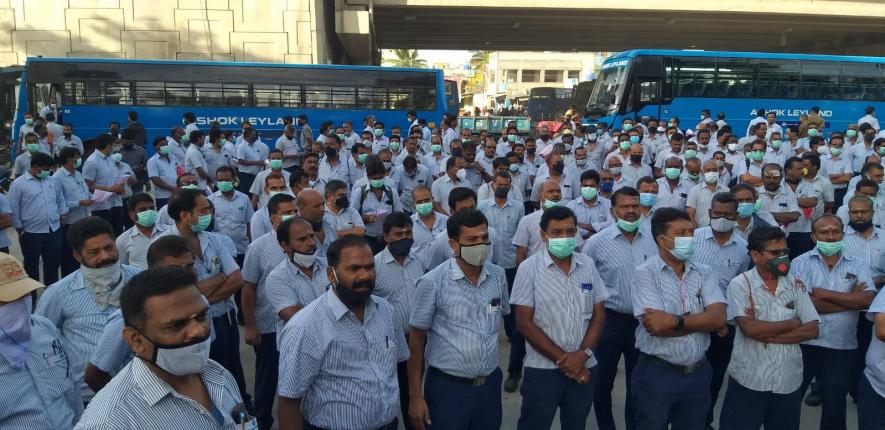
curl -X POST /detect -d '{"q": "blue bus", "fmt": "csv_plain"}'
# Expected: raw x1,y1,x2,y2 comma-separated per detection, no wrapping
586,49,885,134
13,57,452,155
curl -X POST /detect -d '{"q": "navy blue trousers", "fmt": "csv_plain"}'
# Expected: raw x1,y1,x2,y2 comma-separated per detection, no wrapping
592,310,639,430
424,367,502,430
631,354,712,430
857,374,885,430
719,377,802,430
252,332,278,429
800,344,856,430
211,311,251,409
518,366,597,430
19,228,61,286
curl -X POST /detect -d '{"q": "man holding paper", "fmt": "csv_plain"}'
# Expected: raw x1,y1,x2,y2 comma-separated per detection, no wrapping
83,134,127,235
350,159,403,254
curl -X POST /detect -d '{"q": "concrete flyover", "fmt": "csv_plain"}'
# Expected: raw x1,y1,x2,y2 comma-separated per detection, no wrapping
336,0,885,61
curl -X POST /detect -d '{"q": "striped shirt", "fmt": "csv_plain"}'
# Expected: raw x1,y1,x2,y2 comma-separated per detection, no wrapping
146,154,179,200
864,290,885,397
513,209,583,259
790,248,875,349
236,140,270,176
89,310,132,376
582,223,658,314
8,172,67,233
843,226,885,277
241,232,287,334
478,198,524,269
566,196,613,237
74,358,242,429
0,315,82,430
157,225,240,318
249,207,273,241
510,250,609,369
409,259,510,378
82,151,122,210
786,179,825,234
116,224,167,270
208,190,254,254
686,182,729,227
349,184,403,238
632,256,725,365
692,227,751,298
265,256,330,336
726,269,820,394
655,177,693,210
323,204,365,239
277,291,408,430
34,265,142,402
410,212,448,259
373,247,426,334
53,166,92,225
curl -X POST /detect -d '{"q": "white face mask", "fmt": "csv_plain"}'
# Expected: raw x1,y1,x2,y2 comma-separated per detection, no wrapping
456,168,467,180
81,260,123,310
291,248,317,268
144,332,211,376
727,143,738,152
710,217,736,233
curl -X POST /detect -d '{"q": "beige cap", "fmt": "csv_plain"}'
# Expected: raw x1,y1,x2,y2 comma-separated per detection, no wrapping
0,253,44,302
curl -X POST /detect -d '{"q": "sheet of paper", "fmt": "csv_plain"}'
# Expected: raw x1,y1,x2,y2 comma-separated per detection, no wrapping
92,189,113,203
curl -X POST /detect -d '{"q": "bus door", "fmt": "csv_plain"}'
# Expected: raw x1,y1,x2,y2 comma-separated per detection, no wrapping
0,67,23,165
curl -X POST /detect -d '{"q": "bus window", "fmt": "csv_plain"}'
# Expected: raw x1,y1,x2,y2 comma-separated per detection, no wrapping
331,87,356,109
638,80,659,103
105,81,132,105
357,87,386,110
756,59,800,99
716,58,755,98
134,82,165,105
194,83,223,106
841,62,879,101
280,85,302,108
414,87,437,111
388,87,412,110
589,63,628,115
305,85,331,109
672,58,715,98
223,84,249,107
253,84,281,107
801,61,839,100
165,83,193,106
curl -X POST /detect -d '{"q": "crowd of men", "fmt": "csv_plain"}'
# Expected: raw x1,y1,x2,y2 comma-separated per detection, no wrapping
4,103,885,430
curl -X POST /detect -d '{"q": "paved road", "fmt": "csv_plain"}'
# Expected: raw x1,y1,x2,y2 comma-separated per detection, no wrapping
6,232,856,429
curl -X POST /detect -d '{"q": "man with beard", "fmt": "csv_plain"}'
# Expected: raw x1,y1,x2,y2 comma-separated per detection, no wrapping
35,216,142,404
408,209,509,430
276,235,407,430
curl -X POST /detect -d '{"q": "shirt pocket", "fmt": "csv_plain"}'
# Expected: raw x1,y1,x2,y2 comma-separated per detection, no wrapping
579,284,595,319
30,347,73,404
482,301,502,335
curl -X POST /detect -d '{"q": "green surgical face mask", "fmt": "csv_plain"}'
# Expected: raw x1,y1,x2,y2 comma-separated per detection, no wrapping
546,237,576,259
684,149,698,159
390,142,400,151
370,178,385,189
181,184,200,190
415,202,433,216
750,150,765,161
815,239,843,256
357,153,368,163
431,144,442,153
37,170,50,179
26,143,38,154
616,217,642,232
191,214,212,233
217,181,234,193
158,146,170,156
75,158,82,169
136,209,157,227
269,159,283,170
542,199,560,209
664,167,681,180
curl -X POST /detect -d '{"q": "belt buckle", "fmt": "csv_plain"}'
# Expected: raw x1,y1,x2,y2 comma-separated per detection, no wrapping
472,375,487,387
684,363,699,374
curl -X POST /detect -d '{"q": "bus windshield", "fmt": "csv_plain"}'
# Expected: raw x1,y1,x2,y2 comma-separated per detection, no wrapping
530,87,556,100
588,62,628,115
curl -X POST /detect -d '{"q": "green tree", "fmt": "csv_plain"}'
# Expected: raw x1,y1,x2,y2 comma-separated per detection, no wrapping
469,50,491,71
384,49,428,68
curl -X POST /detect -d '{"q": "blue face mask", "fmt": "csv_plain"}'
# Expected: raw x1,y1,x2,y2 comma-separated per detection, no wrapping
737,202,755,218
629,135,640,144
639,193,657,207
600,181,614,193
664,236,695,260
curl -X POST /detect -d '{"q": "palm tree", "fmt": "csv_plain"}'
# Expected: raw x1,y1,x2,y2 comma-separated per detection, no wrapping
469,50,491,72
384,49,428,68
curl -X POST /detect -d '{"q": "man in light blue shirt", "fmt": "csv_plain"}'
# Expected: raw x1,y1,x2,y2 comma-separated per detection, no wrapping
690,192,751,428
567,169,613,239
34,216,141,403
54,147,94,276
857,288,885,428
208,166,254,262
631,208,726,429
582,187,657,430
410,185,447,259
8,151,67,286
350,159,403,253
75,267,246,430
240,193,296,430
157,188,248,410
790,214,876,430
408,209,509,430
510,206,608,430
235,128,270,194
147,136,181,209
277,235,407,430
0,253,83,429
83,134,125,235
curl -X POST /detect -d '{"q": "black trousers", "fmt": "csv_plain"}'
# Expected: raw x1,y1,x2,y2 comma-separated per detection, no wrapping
238,172,256,195
252,332,278,429
19,228,61,286
92,206,125,237
60,224,79,277
211,310,251,410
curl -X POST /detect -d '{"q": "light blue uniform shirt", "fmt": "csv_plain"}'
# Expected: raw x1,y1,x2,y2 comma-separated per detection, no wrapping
8,172,67,233
146,154,179,200
0,193,12,249
0,315,83,429
790,248,875,349
82,151,122,210
373,247,427,334
692,226,751,298
410,212,447,259
863,289,885,398
632,256,725,365
53,166,92,225
74,358,242,430
157,225,240,318
277,291,408,430
241,232,287,334
510,251,609,369
566,196,613,237
323,205,365,240
409,259,509,378
207,190,254,254
582,223,657,314
478,198,524,269
843,226,885,277
349,183,403,238
236,140,270,175
34,265,141,402
265,256,330,336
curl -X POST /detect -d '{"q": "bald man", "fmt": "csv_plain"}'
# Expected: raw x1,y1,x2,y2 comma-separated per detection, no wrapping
686,159,729,227
296,189,330,256
513,179,584,265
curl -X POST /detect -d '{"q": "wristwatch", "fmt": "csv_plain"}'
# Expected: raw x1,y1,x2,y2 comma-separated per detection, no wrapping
583,347,594,358
675,315,685,330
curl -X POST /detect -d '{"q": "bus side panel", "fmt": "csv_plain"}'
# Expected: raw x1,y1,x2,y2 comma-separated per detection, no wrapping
61,106,443,156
